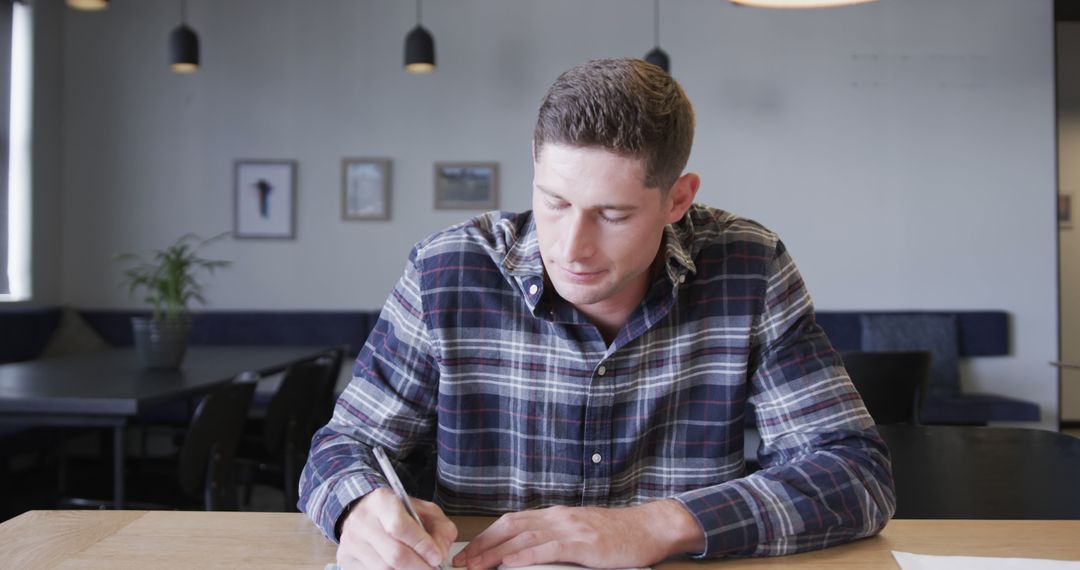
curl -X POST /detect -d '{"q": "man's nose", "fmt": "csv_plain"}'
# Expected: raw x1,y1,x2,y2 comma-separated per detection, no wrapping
561,212,596,262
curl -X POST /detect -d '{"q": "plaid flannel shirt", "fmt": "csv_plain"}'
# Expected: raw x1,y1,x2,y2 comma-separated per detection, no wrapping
299,204,895,558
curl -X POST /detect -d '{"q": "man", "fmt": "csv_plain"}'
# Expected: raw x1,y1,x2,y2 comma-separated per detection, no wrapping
300,58,895,570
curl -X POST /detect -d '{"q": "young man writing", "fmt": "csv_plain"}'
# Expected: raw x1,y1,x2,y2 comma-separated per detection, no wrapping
300,58,895,570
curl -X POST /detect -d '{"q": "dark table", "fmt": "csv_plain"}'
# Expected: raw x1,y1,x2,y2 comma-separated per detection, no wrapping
879,424,1080,519
0,346,336,508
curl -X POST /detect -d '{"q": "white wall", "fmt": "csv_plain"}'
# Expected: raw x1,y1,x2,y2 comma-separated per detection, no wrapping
1058,23,1080,422
37,0,1059,427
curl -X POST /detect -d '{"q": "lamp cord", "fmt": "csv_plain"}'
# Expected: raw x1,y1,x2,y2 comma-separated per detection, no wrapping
180,0,187,25
654,0,660,47
417,0,422,25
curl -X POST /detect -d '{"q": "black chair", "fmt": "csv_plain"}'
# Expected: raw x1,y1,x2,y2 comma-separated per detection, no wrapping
175,378,258,510
66,377,257,511
880,425,1080,519
0,427,65,521
841,351,931,425
239,347,344,510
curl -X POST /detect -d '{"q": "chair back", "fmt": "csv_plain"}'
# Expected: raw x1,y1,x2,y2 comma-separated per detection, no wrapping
177,378,257,510
841,350,931,424
263,347,344,454
263,359,330,454
260,350,341,510
312,346,345,428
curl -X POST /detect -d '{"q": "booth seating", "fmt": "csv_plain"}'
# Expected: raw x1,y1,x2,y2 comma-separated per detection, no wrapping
817,311,1038,424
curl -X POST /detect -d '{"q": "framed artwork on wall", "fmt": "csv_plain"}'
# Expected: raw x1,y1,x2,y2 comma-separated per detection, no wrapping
434,162,499,210
1061,193,1073,230
342,158,391,221
234,160,297,240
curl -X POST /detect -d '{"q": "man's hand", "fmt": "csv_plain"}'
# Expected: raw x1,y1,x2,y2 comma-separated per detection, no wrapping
336,487,458,570
451,499,704,569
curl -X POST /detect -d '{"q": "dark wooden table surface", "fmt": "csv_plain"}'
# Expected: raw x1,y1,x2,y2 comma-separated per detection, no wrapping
880,424,1080,519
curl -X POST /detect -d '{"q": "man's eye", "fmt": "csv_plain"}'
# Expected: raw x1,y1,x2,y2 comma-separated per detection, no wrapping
547,201,569,210
600,212,628,224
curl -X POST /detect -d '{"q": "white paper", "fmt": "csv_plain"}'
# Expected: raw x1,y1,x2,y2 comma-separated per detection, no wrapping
449,542,649,570
892,550,1080,570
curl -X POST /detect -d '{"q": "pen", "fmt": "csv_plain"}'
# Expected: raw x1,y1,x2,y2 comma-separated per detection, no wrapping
372,445,447,569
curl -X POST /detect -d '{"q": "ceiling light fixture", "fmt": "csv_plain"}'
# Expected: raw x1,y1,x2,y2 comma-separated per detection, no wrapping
730,0,876,8
404,0,436,73
66,0,108,11
643,0,670,73
169,0,200,73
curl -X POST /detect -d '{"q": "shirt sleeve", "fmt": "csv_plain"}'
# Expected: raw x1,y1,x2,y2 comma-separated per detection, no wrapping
672,238,896,558
298,250,441,541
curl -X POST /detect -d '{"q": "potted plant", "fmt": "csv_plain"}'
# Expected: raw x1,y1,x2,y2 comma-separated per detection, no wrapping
116,233,230,369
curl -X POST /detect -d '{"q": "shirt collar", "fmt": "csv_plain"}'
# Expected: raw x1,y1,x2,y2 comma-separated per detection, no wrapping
661,210,698,287
502,213,545,278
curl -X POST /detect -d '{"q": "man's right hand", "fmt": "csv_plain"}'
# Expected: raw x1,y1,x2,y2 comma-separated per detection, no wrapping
336,487,458,570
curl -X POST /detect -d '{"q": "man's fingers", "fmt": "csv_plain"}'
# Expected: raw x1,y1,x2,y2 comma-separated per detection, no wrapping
457,511,553,569
337,538,389,570
465,528,550,570
457,510,528,561
415,499,458,556
374,496,445,568
501,540,564,569
367,526,440,570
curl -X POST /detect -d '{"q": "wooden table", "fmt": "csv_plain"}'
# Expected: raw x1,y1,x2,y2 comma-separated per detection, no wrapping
0,346,334,508
1,511,1078,569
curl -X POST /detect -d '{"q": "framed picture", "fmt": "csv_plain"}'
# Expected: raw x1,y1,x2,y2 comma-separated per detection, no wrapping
434,162,499,210
342,158,391,220
234,160,297,239
1061,193,1073,230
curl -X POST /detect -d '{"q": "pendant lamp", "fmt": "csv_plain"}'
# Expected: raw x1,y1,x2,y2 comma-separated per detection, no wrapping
66,0,108,11
730,0,875,7
169,0,200,73
404,0,436,73
643,0,670,73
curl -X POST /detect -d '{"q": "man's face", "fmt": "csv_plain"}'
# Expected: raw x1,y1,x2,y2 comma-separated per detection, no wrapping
532,143,675,315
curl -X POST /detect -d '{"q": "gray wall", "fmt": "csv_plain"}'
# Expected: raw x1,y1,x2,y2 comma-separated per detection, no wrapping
36,0,1059,427
14,0,64,305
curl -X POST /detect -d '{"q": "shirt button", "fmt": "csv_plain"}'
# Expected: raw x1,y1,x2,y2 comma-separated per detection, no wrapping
597,365,606,376
529,284,539,296
591,453,602,464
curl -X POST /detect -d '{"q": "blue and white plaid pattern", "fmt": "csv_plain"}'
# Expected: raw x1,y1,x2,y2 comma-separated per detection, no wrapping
300,204,895,558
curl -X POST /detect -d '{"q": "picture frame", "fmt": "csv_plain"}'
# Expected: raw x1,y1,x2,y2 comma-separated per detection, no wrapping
1061,193,1073,230
233,160,297,240
434,162,499,210
342,158,392,221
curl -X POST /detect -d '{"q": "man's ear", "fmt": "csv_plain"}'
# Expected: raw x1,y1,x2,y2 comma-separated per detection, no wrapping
664,172,700,224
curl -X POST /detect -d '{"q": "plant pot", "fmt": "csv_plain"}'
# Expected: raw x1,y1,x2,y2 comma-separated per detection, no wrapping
131,317,191,369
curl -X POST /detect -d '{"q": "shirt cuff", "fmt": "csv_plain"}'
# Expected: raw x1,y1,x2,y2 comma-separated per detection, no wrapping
673,482,763,558
314,471,386,542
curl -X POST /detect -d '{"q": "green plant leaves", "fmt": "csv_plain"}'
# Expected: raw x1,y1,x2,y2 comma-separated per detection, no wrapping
115,232,232,322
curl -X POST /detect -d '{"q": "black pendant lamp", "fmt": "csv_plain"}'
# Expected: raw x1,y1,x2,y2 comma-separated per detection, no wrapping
643,0,670,73
404,0,436,73
169,0,200,73
66,0,108,11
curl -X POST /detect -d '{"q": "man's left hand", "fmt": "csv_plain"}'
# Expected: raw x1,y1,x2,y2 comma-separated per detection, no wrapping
451,499,704,569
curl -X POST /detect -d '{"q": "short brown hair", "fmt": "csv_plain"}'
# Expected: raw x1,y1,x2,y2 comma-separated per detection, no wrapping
533,58,695,191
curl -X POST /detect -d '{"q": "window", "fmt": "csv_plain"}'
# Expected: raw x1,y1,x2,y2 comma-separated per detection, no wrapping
2,0,29,301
